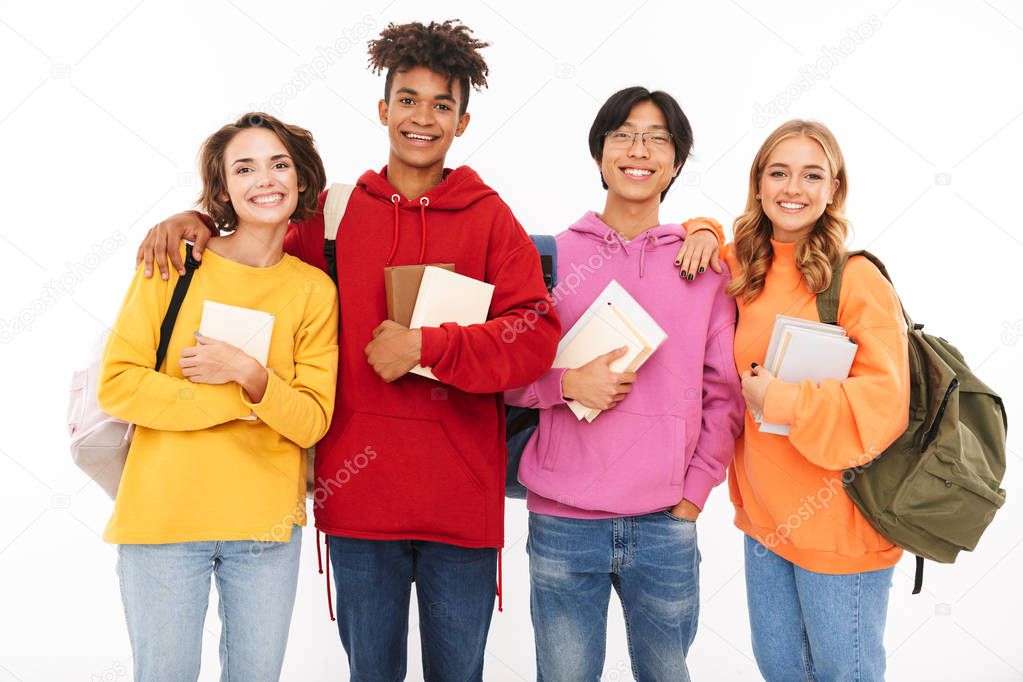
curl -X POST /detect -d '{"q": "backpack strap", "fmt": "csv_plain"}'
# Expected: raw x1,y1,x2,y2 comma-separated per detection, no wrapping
322,183,356,287
155,243,201,371
529,234,557,296
913,555,924,595
816,249,908,327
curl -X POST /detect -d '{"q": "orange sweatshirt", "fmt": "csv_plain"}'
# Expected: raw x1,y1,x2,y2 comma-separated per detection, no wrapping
723,239,909,573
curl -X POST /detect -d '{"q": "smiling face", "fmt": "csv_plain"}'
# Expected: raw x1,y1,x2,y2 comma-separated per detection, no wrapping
221,127,302,230
598,100,681,208
379,66,470,174
758,135,840,242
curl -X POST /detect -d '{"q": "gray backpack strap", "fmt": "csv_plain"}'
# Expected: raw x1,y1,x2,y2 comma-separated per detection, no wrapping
322,183,355,287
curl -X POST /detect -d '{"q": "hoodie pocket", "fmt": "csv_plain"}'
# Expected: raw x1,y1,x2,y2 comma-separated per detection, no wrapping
670,415,689,486
319,412,487,539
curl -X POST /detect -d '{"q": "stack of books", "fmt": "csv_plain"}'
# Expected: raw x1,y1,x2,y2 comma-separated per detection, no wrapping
554,280,668,422
756,315,858,435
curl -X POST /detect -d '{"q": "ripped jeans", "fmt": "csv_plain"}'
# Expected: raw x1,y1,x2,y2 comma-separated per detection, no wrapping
527,511,701,681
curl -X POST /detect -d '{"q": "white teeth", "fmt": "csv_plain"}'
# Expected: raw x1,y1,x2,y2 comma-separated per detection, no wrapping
623,168,653,177
404,132,435,141
779,202,806,209
251,194,283,204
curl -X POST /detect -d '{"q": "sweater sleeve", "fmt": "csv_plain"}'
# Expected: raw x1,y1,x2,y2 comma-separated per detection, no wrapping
761,257,911,471
242,275,339,448
682,216,726,249
420,204,561,393
98,263,250,430
504,367,570,409
682,277,745,509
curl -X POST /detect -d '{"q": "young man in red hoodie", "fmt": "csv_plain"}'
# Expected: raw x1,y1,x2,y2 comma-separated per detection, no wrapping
134,20,560,681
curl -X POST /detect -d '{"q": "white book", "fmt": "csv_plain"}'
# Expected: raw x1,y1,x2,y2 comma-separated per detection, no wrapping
199,300,275,420
554,280,668,422
758,325,858,436
763,314,846,374
409,266,496,381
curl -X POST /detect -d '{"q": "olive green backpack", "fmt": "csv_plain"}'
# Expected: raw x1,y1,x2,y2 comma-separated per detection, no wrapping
817,251,1008,593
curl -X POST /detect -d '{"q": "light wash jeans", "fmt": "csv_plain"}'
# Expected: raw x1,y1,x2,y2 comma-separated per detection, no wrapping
528,511,701,682
744,534,894,682
116,525,302,682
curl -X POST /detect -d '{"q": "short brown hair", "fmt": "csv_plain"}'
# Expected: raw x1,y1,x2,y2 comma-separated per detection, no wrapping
367,20,489,116
198,112,326,231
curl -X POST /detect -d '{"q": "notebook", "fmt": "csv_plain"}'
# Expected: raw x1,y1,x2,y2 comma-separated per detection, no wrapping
198,300,275,419
757,316,858,435
554,280,668,422
408,266,496,381
384,263,456,328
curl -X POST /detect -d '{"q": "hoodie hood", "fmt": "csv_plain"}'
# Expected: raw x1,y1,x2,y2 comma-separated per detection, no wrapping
569,211,685,278
358,165,497,211
357,166,498,265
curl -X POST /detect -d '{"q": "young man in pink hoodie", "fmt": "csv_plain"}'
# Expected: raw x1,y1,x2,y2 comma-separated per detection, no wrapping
505,87,744,681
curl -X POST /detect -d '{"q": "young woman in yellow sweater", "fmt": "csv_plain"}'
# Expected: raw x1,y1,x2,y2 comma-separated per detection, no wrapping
678,120,910,681
98,113,338,682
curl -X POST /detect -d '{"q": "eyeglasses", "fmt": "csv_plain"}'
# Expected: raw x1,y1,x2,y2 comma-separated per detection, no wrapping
604,129,674,148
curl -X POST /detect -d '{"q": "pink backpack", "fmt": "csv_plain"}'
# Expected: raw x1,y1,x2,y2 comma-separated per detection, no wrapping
67,246,200,499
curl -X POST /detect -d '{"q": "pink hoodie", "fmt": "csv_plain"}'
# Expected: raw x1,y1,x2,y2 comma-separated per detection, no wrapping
505,212,744,518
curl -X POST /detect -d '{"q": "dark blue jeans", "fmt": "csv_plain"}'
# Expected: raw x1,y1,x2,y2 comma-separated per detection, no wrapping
327,535,497,682
528,511,701,681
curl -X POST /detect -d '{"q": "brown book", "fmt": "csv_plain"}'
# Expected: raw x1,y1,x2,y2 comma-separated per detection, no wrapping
383,263,455,327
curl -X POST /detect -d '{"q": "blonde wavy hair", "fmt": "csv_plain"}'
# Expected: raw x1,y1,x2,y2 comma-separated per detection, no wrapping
727,120,850,303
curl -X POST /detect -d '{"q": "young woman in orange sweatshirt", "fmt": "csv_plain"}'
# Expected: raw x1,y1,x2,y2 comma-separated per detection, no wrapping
678,120,910,681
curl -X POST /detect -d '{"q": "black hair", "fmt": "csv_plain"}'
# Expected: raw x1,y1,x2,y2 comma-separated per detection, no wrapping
367,19,490,116
588,86,694,202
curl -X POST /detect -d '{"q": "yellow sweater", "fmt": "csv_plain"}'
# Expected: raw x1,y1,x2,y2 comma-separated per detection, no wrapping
99,245,338,544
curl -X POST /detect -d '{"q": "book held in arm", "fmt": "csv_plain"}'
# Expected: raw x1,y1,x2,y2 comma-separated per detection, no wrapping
756,315,858,435
407,266,496,381
553,280,668,422
384,263,455,328
198,300,275,420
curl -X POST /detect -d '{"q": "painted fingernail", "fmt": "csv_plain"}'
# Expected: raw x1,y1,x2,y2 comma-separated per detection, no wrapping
674,260,681,266
751,362,759,369
699,267,705,273
680,270,687,277
161,273,168,280
687,274,694,281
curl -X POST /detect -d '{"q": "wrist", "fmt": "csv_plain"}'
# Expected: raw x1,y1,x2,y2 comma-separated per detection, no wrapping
561,368,577,400
409,329,423,365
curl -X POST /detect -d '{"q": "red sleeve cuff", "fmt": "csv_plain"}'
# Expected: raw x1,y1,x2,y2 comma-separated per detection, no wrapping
419,326,448,369
762,380,799,425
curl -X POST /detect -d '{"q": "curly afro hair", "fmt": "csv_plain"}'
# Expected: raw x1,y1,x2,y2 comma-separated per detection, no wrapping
367,19,490,116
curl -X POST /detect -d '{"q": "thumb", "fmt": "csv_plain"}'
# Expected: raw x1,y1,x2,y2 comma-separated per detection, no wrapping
710,252,723,274
194,332,212,345
604,346,629,363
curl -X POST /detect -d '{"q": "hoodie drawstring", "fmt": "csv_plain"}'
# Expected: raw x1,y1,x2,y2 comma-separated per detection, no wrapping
639,232,657,279
386,194,401,265
317,529,336,621
386,194,430,265
418,197,429,264
496,548,503,612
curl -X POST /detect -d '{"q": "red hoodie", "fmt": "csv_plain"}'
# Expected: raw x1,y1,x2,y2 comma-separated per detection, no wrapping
284,166,560,548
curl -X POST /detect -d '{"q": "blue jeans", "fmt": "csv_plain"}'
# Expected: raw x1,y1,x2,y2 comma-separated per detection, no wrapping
528,511,701,682
327,535,498,681
744,535,894,682
116,525,302,682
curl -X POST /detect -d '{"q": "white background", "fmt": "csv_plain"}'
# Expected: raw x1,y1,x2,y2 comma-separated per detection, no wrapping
1,1,1020,680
